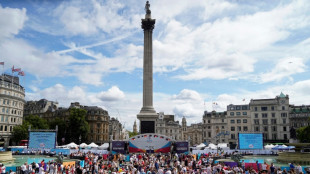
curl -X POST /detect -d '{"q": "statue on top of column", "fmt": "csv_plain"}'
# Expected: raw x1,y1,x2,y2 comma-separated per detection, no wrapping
145,1,151,14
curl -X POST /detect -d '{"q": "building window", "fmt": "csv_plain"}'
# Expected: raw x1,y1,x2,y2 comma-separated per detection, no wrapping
243,126,248,131
231,127,235,131
264,126,268,132
242,106,248,110
272,134,277,140
4,126,7,131
283,119,286,124
243,112,247,115
283,126,287,131
261,107,268,111
230,112,234,116
271,106,275,111
231,134,235,139
281,113,287,117
272,113,275,117
237,119,241,123
255,127,260,132
208,132,211,137
236,106,241,110
263,133,268,140
262,113,268,118
208,120,210,123
282,106,285,110
222,119,224,123
255,107,258,111
236,112,241,116
230,120,235,123
222,126,224,129
271,119,277,124
272,126,277,131
254,119,259,125
243,119,247,123
238,126,241,131
208,126,211,129
284,134,287,139
0,125,2,131
262,119,268,124
255,113,258,118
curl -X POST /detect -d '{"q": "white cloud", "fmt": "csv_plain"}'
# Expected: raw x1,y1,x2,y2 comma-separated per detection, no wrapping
53,0,136,36
172,89,202,101
255,57,307,83
0,5,27,39
98,86,125,101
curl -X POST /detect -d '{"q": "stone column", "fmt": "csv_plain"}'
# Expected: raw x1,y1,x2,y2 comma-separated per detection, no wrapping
137,1,158,134
140,5,156,113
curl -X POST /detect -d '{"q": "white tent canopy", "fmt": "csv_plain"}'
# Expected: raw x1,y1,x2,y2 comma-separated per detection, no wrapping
264,144,275,150
196,143,206,148
98,143,109,150
88,142,99,148
79,143,88,148
66,142,78,148
206,143,217,150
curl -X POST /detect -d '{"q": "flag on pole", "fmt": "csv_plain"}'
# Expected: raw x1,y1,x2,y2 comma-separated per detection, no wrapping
18,71,25,76
0,62,4,65
12,66,21,72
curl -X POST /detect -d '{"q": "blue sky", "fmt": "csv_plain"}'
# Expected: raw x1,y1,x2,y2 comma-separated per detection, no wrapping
1,0,310,130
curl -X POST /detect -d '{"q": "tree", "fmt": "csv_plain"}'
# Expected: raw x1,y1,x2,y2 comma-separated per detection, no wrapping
297,126,310,143
128,131,139,138
296,117,310,143
25,115,49,129
67,108,90,143
49,117,67,145
11,122,29,144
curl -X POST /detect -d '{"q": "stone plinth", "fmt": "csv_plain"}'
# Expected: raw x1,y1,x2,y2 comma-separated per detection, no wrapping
0,151,13,162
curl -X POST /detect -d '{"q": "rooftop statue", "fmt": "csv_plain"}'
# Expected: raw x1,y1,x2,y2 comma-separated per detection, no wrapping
145,1,151,14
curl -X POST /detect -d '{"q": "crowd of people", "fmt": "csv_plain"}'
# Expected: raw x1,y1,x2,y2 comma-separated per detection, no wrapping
15,152,310,174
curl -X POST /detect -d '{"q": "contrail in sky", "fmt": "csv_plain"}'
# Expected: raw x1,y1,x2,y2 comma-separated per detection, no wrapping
56,33,133,54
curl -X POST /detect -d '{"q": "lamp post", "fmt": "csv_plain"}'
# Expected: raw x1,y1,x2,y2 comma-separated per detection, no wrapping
79,135,81,151
110,135,113,154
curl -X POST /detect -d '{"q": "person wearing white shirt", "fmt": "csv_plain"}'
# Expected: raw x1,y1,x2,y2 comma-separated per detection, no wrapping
21,163,27,174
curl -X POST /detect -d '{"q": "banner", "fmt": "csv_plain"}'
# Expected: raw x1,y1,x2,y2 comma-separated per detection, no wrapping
238,133,263,150
29,132,56,149
175,141,189,154
112,141,126,154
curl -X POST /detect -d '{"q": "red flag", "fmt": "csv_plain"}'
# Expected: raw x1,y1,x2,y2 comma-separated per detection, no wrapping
12,66,21,72
0,62,4,65
18,71,25,76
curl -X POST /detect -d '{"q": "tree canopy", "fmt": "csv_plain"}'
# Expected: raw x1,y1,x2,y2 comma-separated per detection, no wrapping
67,108,90,143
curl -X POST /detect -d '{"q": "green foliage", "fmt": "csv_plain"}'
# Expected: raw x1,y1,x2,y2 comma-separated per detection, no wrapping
297,126,310,143
129,131,139,138
68,108,90,143
11,122,29,144
25,115,49,129
49,117,67,145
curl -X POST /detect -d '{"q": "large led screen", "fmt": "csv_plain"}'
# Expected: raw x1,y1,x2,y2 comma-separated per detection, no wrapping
29,132,56,149
238,133,263,150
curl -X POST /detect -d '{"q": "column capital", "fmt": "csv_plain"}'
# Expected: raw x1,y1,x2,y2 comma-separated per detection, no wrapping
142,18,156,31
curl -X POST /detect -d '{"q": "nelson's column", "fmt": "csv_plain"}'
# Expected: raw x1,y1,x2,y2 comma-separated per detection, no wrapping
137,1,158,134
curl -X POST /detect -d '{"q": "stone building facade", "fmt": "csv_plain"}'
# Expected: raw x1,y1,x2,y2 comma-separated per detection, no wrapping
35,101,111,144
289,105,310,129
156,113,182,141
226,104,251,146
24,99,58,117
109,117,123,141
202,111,228,144
249,93,290,143
0,74,25,146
